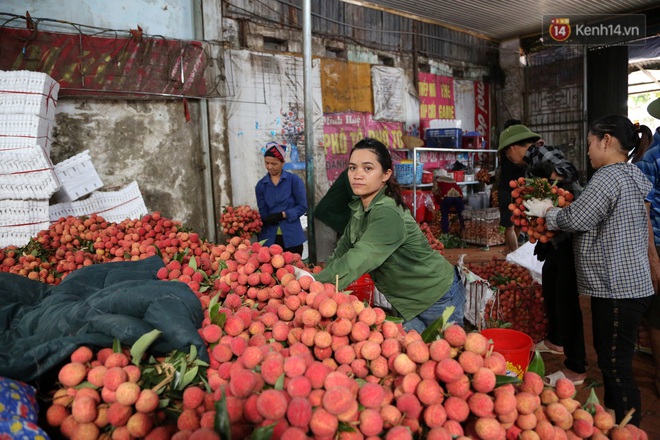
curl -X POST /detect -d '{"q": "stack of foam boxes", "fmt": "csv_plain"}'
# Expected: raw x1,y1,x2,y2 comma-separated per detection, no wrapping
0,71,150,249
0,71,61,247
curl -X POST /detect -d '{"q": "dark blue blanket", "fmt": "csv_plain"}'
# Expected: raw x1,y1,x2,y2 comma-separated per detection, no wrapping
0,256,207,382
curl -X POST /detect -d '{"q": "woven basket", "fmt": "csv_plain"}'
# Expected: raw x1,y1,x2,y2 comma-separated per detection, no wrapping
394,162,424,185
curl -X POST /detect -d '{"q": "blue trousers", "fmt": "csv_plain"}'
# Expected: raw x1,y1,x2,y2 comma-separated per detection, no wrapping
403,267,465,333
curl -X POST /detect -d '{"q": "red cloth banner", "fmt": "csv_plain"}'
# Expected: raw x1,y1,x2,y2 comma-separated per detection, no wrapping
0,27,210,98
417,73,455,134
323,112,404,182
474,81,490,149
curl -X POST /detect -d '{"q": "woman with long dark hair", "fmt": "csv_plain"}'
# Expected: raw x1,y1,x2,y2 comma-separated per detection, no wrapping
524,115,655,426
315,138,465,331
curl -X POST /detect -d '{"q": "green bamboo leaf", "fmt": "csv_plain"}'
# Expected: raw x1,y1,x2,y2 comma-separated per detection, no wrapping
274,373,285,391
214,391,231,440
113,339,122,353
495,375,522,387
527,350,545,378
130,330,162,367
189,257,198,271
250,422,275,440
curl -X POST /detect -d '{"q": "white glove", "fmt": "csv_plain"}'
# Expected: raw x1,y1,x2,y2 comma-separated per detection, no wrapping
522,198,554,218
293,267,315,281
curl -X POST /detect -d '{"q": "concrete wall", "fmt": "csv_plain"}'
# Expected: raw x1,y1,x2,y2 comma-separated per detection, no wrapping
4,0,227,240
2,0,498,243
6,0,194,38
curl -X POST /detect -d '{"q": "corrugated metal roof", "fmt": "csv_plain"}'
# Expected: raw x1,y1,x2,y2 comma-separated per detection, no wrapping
341,0,659,41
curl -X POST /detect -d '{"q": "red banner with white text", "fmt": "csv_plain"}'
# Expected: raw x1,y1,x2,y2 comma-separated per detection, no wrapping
474,81,490,149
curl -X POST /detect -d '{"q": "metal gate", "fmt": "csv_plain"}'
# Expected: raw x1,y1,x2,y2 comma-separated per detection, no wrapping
524,46,587,183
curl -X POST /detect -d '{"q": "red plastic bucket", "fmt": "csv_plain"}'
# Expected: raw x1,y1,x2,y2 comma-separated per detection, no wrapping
481,328,534,379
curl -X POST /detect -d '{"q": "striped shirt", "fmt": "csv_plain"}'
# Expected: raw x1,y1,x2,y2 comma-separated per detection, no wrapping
524,144,580,183
546,162,653,299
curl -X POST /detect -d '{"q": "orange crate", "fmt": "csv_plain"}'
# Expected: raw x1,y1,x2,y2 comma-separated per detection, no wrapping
347,274,375,306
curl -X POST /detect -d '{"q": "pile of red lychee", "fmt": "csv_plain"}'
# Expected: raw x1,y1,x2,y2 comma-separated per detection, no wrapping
0,213,648,439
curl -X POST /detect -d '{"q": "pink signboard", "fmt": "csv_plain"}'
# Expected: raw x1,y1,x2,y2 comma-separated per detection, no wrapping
323,112,404,182
417,73,455,134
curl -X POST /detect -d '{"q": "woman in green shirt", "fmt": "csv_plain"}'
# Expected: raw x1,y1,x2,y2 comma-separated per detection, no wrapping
315,138,465,332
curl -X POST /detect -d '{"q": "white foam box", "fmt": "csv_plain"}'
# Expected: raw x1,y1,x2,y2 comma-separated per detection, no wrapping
0,149,61,200
0,70,60,120
0,114,54,155
0,222,50,248
49,181,148,224
0,199,50,227
52,150,104,202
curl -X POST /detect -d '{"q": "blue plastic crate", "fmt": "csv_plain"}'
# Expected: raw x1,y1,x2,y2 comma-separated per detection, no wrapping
425,128,462,149
394,162,424,185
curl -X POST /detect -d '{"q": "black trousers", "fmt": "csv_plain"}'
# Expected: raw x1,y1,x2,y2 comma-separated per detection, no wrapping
541,236,586,374
274,234,304,256
592,295,652,426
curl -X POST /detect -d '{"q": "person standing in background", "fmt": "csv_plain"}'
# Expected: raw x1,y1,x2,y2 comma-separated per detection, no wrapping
496,122,542,253
634,97,660,396
255,142,307,255
314,168,353,265
433,169,465,233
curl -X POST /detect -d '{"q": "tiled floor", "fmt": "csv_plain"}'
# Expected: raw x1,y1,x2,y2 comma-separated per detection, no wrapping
444,244,660,438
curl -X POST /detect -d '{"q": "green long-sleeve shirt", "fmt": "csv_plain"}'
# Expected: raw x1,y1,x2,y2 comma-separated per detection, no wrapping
315,187,455,321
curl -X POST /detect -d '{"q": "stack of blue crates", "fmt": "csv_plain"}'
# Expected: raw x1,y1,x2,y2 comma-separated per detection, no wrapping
424,128,462,149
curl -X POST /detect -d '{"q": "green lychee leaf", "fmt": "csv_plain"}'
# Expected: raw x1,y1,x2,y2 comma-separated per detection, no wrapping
385,315,404,324
130,329,162,367
421,306,455,343
214,390,231,440
495,375,522,386
527,350,545,378
337,423,357,432
250,422,275,440
158,398,170,408
584,388,600,409
113,338,122,353
180,365,199,389
75,381,98,389
208,295,220,316
188,257,198,271
274,373,285,391
212,311,227,328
